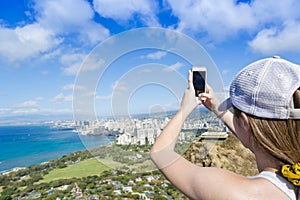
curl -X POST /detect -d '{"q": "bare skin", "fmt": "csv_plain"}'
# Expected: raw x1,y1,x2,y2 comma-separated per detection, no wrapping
150,71,290,200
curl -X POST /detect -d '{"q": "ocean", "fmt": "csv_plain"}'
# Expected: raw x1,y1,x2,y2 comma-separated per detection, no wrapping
0,125,115,173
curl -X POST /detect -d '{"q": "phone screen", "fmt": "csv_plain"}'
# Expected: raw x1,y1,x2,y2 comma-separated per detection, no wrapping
193,70,206,97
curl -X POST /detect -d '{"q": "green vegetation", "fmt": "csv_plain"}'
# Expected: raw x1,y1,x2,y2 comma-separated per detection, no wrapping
40,158,109,183
0,134,257,199
0,143,189,199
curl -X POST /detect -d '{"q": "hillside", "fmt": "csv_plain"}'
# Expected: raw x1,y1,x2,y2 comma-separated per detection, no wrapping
183,134,258,176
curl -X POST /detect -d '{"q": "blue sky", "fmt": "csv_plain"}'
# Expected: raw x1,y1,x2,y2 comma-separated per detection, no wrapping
1,0,300,120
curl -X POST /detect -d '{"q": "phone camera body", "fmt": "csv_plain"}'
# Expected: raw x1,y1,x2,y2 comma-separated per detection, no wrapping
192,66,207,97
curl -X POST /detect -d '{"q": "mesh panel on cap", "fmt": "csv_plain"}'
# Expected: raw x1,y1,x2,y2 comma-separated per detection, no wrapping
255,61,292,118
230,57,300,119
230,59,269,115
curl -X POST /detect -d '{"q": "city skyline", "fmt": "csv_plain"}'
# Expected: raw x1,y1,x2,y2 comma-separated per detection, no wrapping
1,0,300,121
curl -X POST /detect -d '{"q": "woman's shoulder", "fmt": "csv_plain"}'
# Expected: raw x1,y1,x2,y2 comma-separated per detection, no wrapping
191,168,291,200
246,177,291,200
247,171,296,200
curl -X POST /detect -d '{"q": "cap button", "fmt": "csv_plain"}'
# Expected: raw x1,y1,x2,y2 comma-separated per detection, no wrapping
273,55,280,59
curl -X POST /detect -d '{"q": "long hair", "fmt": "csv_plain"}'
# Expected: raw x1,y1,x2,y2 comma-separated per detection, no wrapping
234,90,300,199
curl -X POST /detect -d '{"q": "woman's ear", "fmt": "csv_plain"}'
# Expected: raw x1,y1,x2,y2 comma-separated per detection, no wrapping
239,112,250,132
239,112,256,150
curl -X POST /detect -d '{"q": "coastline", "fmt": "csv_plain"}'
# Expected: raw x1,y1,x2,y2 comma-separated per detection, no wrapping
0,125,115,174
1,167,26,175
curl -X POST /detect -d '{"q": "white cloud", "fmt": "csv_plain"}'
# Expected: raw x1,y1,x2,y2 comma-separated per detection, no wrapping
163,62,185,71
43,108,73,114
35,0,110,44
167,0,255,40
52,93,73,104
62,84,85,91
111,81,129,95
96,94,112,100
0,0,110,63
166,0,300,44
0,23,62,62
143,51,167,60
12,100,42,115
250,0,299,23
35,0,93,33
0,108,12,115
93,0,160,26
63,63,82,76
12,108,40,115
61,53,86,75
249,20,300,54
15,100,39,108
62,53,106,76
81,22,110,44
1,97,74,117
39,49,61,61
0,107,41,116
86,91,97,98
82,57,106,72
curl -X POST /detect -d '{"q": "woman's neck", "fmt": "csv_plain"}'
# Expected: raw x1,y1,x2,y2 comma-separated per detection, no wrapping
254,148,282,174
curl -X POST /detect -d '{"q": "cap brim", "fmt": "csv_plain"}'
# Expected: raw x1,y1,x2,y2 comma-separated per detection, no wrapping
289,109,300,119
218,97,232,112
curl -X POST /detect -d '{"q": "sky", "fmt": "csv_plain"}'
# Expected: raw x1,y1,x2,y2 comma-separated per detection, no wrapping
1,0,300,121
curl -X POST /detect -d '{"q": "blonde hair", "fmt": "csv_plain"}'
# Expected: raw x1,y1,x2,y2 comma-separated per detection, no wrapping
234,90,300,198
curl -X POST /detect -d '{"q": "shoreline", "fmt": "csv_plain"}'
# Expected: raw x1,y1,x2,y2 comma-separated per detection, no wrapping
0,140,115,175
0,125,116,175
1,167,26,175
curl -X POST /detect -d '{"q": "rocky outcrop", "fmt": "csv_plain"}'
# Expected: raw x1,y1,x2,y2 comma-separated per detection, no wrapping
183,134,258,176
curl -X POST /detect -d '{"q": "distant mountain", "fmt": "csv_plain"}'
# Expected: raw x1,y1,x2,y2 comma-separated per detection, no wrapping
0,106,211,125
0,114,73,125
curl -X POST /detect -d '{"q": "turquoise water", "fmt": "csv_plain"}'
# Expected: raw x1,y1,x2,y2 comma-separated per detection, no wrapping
0,125,114,173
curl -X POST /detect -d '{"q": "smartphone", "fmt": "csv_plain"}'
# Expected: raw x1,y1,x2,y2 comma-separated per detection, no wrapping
192,66,207,97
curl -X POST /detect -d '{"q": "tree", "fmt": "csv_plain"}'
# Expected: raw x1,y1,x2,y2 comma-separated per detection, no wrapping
87,183,95,189
57,162,67,168
154,196,168,200
1,186,18,198
0,195,12,200
145,137,149,146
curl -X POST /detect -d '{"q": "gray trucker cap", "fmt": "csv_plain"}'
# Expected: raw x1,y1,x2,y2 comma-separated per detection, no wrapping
220,56,300,119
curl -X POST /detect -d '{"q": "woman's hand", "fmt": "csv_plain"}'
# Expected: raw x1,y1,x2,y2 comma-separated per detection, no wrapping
179,70,203,118
199,86,220,114
179,70,222,119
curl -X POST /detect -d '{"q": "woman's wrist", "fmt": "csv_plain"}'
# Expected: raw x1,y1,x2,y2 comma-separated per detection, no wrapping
177,108,191,122
212,109,228,119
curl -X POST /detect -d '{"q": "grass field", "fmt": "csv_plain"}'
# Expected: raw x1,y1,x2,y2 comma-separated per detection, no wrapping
40,158,109,183
98,157,156,172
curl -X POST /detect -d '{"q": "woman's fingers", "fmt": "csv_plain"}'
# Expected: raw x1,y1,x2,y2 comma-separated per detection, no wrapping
199,92,212,99
188,70,194,90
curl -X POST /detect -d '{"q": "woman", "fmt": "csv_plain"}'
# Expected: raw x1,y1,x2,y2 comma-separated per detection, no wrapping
150,56,300,200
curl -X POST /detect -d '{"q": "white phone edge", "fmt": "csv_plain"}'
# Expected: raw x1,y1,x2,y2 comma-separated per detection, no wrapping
191,66,207,99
